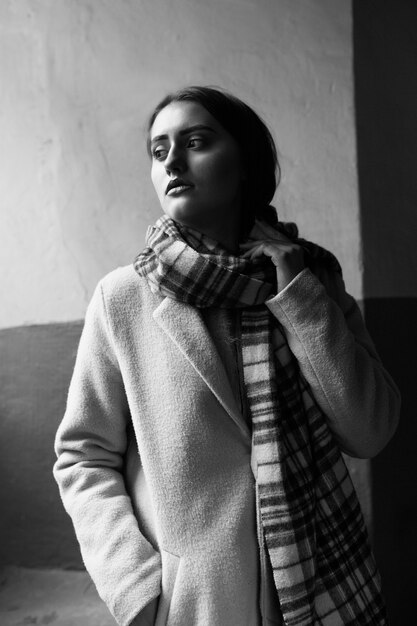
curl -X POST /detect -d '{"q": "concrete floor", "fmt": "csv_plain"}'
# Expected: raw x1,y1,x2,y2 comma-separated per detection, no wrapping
0,567,116,626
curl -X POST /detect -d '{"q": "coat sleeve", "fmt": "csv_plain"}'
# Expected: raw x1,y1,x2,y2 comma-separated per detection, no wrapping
53,281,161,626
266,266,401,458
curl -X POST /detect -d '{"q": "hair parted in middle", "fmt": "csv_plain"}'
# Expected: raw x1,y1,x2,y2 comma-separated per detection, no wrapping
147,85,280,237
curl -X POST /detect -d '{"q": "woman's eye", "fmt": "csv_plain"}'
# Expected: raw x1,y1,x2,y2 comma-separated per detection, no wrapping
152,147,168,160
188,136,204,149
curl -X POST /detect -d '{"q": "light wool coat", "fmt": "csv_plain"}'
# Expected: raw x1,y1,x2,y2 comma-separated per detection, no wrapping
54,263,400,626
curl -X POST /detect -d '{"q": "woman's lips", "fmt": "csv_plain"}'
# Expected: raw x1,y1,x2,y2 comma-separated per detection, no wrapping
166,184,193,196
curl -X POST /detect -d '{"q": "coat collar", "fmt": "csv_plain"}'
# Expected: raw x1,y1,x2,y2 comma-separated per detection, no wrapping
152,297,251,442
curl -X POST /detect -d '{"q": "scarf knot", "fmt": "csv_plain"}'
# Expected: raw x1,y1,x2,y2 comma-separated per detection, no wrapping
134,216,277,308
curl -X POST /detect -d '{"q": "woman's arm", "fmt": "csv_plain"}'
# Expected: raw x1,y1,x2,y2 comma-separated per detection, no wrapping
53,282,161,626
266,266,401,458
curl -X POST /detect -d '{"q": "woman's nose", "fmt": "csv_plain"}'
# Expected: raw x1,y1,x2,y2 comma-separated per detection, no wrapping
164,145,186,174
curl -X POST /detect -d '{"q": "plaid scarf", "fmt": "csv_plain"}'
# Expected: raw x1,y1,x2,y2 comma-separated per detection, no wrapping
134,215,387,625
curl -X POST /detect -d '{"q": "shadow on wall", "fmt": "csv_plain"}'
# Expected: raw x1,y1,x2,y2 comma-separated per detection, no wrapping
354,1,417,624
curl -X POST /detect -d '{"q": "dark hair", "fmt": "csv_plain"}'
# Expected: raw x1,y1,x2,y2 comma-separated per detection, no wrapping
147,86,280,236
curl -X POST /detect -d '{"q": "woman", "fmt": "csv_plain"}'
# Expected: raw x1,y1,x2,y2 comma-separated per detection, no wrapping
54,86,400,626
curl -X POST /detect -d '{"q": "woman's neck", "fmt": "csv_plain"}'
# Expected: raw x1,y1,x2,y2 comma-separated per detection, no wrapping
174,218,241,255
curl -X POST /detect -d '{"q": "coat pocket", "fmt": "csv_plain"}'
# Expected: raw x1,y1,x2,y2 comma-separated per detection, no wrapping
154,548,181,626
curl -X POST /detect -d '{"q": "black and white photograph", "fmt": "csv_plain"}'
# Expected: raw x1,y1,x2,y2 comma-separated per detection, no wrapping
0,1,415,624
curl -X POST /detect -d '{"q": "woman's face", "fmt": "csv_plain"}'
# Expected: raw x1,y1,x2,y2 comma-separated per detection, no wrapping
150,101,243,238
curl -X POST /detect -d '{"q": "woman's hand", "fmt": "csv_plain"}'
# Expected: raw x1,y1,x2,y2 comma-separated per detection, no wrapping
241,221,305,293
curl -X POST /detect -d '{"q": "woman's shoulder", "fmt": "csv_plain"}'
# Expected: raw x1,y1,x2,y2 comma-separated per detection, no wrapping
298,240,342,279
99,264,140,293
96,264,160,313
277,220,343,280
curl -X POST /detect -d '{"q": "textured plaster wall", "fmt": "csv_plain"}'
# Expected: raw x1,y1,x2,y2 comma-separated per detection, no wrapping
1,0,360,329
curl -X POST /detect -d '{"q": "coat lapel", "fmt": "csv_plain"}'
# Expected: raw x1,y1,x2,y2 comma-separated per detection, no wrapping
153,297,251,441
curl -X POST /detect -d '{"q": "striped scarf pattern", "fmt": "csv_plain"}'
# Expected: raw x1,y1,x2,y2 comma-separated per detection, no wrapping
134,215,387,625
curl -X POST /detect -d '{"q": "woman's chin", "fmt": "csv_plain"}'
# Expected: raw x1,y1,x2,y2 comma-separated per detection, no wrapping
162,202,202,226
166,213,203,231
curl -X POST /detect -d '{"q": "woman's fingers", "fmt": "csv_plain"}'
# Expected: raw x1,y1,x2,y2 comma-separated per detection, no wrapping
257,242,303,267
240,242,269,259
240,240,297,258
240,239,305,292
240,241,257,250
